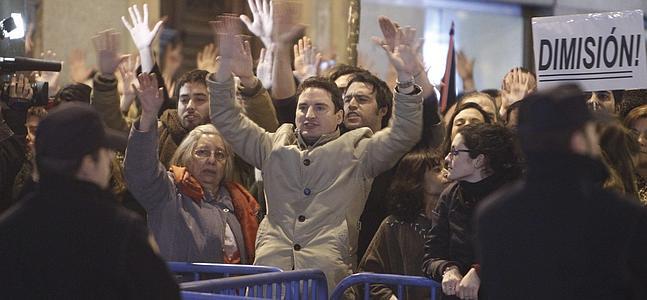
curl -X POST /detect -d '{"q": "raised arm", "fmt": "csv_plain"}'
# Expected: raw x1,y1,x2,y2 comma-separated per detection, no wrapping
124,73,175,212
358,20,423,178
91,29,131,133
209,19,276,170
121,4,163,73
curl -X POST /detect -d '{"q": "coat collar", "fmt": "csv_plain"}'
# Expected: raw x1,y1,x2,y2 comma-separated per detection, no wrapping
295,128,341,150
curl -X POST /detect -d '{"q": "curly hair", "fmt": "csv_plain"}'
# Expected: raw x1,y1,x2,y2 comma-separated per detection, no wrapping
458,123,522,180
172,69,209,102
387,150,443,222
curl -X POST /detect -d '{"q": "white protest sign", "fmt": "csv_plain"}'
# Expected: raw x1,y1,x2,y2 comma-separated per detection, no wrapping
532,10,647,91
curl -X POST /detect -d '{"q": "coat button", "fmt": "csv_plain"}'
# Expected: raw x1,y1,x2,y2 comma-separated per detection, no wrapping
298,215,306,222
304,188,311,196
303,158,311,166
294,244,301,251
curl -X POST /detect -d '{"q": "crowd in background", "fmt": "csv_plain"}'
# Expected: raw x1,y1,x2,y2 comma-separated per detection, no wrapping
1,1,646,299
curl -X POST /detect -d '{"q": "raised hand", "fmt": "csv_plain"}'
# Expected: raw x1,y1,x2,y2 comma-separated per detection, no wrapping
92,29,129,76
256,45,274,89
211,16,255,84
240,0,273,48
197,43,219,73
500,68,534,117
272,0,305,45
456,267,480,300
118,55,139,112
372,16,399,52
456,51,475,81
122,3,164,72
135,73,164,131
121,4,163,50
68,49,93,83
8,74,33,101
292,36,321,83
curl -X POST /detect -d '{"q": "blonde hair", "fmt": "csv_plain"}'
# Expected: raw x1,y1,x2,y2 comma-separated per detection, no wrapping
170,124,234,183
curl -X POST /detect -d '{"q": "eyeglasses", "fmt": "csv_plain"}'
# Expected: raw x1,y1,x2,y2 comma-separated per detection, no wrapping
449,147,472,157
193,148,227,161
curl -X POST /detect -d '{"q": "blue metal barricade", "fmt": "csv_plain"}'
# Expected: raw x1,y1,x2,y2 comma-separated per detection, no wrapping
330,272,441,300
181,291,267,300
168,262,283,282
180,268,328,300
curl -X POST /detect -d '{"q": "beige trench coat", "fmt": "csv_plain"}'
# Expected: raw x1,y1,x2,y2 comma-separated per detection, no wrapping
208,76,422,292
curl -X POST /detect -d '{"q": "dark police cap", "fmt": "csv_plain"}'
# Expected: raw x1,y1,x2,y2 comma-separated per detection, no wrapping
35,102,127,165
517,84,596,136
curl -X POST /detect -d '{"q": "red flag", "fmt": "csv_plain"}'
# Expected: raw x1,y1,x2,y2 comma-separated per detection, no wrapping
439,22,456,114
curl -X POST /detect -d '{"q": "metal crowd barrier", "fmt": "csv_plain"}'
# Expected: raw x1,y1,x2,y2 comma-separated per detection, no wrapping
180,268,328,300
329,272,441,300
168,262,283,282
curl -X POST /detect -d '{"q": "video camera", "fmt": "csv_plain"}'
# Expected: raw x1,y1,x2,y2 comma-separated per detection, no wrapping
0,56,62,109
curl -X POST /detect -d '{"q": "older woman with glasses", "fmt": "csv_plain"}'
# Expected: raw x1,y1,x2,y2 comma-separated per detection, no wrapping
423,123,522,300
124,73,259,264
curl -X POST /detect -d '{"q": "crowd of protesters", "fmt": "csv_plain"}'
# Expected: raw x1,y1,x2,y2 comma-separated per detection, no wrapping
0,1,646,299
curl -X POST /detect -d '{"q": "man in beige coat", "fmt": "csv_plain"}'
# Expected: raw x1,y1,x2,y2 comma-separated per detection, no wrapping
209,31,422,291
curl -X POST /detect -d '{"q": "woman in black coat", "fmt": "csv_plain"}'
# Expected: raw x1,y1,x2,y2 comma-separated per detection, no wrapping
422,123,522,300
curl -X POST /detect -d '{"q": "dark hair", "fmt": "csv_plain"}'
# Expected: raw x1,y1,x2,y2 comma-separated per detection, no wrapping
326,64,369,82
618,89,647,119
440,102,493,156
295,76,343,112
56,83,92,103
387,150,443,222
458,123,522,180
480,89,501,100
599,121,640,198
346,72,393,129
173,69,209,101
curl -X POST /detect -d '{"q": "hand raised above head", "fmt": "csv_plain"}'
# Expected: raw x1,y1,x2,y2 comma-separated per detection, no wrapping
256,45,274,89
135,73,164,116
240,0,273,48
92,29,129,76
121,4,164,51
293,36,321,83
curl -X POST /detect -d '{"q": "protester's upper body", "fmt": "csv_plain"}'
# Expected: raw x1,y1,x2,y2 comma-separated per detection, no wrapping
358,150,445,300
208,27,423,291
476,84,647,300
0,102,179,300
423,123,521,300
124,73,259,264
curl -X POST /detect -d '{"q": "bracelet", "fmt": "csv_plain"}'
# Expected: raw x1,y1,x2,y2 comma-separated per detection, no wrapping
396,76,415,89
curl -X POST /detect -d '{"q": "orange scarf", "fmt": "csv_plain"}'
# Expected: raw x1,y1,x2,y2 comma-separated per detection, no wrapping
170,166,260,263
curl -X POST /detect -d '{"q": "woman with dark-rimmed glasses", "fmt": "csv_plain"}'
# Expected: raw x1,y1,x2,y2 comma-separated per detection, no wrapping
423,123,522,300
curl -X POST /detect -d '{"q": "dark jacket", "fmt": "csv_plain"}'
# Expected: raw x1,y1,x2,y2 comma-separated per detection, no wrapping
0,119,24,213
0,176,180,300
357,93,444,260
423,174,509,282
476,153,647,300
358,214,436,300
